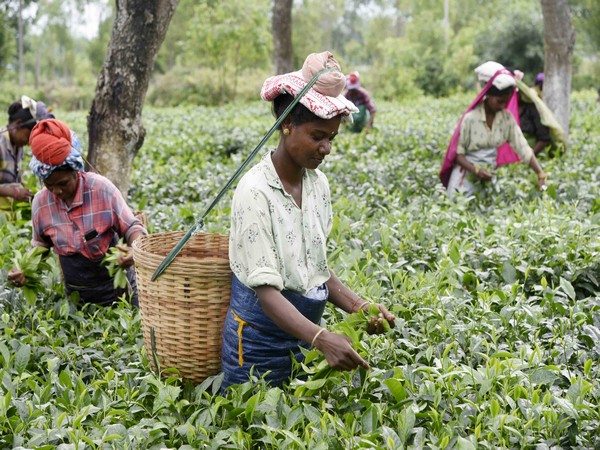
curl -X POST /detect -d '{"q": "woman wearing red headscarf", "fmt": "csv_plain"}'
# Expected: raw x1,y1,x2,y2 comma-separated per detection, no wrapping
343,71,377,133
8,119,146,307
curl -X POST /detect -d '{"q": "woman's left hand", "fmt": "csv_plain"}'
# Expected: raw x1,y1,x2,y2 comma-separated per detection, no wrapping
115,244,134,268
364,303,395,334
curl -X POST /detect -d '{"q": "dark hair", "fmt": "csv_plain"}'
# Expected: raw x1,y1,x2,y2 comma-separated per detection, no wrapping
487,85,515,97
273,94,320,128
53,165,76,172
7,101,35,129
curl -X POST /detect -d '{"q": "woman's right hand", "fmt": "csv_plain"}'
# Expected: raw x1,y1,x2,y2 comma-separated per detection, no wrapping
7,268,26,287
115,244,135,269
314,329,370,371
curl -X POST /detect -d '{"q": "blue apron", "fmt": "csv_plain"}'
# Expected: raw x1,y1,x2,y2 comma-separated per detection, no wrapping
221,274,328,390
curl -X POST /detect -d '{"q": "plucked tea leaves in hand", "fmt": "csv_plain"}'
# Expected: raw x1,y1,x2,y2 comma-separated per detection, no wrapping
11,247,52,304
102,239,128,289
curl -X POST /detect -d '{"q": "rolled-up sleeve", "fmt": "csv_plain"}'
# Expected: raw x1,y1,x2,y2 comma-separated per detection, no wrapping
108,184,147,242
230,187,283,290
31,194,52,249
456,117,472,155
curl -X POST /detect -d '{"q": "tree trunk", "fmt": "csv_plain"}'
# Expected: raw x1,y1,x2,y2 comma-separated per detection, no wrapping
18,0,24,86
541,0,575,141
87,0,180,195
443,0,450,41
272,0,293,74
34,47,39,89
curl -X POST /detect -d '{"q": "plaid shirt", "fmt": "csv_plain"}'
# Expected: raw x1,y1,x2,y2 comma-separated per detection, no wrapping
0,131,24,184
32,172,146,260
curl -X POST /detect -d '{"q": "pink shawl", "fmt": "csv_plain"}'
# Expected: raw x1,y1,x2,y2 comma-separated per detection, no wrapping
439,70,520,187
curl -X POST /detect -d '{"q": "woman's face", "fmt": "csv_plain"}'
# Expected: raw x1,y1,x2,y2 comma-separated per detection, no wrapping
284,116,342,170
485,93,512,113
43,170,79,205
9,121,33,147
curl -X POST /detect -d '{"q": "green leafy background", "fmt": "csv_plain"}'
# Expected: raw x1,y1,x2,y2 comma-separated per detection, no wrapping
1,91,599,448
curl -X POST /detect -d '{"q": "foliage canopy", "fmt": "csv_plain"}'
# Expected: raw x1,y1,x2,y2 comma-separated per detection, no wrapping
1,0,598,109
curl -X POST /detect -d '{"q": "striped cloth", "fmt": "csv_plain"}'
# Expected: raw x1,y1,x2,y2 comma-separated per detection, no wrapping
0,131,23,184
261,71,358,120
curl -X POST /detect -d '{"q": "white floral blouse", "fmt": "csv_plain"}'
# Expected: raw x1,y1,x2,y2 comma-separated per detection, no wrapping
457,102,534,164
229,151,333,294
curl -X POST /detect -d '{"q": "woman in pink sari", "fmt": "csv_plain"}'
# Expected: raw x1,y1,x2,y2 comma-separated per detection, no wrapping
440,61,547,200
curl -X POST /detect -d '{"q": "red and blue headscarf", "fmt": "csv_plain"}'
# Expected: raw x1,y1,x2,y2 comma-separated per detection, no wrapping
29,119,84,180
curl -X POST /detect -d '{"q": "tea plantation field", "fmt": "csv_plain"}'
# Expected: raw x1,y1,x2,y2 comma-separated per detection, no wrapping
1,92,600,449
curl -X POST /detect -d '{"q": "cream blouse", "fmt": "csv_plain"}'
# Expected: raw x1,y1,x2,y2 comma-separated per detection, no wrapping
229,151,333,294
457,102,534,164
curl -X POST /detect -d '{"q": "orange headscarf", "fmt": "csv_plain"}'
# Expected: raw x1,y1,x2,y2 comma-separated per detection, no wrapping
30,119,72,166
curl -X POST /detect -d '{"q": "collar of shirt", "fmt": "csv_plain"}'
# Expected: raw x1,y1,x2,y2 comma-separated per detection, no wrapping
474,102,487,123
262,150,317,197
56,172,84,211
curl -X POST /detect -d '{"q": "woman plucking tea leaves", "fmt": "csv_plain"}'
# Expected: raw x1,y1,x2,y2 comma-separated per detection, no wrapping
221,52,395,390
8,119,146,307
0,96,54,209
440,61,548,200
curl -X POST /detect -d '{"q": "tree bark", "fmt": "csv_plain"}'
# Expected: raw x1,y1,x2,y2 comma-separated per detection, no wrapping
541,0,575,141
272,0,293,74
87,0,180,194
18,0,24,86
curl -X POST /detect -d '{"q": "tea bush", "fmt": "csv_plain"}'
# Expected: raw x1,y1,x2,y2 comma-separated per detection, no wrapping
1,92,599,448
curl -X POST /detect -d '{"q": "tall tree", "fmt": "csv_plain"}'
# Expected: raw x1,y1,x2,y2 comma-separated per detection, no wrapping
185,0,270,103
541,0,575,140
17,0,23,85
474,7,544,81
272,0,293,74
0,4,16,80
155,0,193,72
87,0,180,194
571,0,600,52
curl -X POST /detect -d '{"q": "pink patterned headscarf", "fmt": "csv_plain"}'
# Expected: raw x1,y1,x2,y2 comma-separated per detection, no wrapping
261,51,358,120
439,69,520,187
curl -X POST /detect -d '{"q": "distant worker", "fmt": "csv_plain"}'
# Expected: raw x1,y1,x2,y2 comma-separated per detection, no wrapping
514,70,565,156
440,61,547,200
0,96,54,209
534,72,544,95
344,71,377,133
8,119,146,307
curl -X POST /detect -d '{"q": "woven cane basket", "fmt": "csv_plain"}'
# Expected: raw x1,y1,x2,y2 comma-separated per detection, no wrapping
133,231,232,383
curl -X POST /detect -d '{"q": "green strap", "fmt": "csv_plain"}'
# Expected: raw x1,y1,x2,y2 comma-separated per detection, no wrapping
151,67,336,281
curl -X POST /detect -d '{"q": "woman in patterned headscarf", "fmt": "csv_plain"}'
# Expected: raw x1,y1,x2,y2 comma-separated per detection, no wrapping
221,52,395,390
440,61,548,200
8,119,146,307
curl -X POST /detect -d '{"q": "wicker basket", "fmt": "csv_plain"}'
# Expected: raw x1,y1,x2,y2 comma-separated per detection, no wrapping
133,231,232,383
